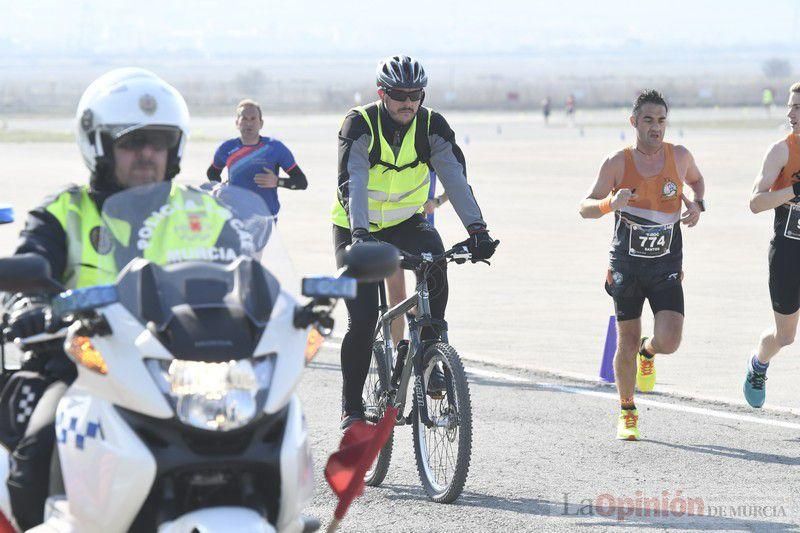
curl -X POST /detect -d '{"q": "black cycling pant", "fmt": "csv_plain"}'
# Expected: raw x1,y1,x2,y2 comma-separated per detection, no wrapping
333,214,447,413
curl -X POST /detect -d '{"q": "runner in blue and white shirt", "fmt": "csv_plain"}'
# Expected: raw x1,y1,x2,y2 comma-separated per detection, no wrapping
207,99,307,216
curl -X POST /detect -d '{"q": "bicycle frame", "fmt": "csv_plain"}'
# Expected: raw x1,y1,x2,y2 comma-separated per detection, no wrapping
374,263,449,428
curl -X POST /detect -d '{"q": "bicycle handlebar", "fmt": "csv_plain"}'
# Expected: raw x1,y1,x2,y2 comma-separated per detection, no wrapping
398,245,473,271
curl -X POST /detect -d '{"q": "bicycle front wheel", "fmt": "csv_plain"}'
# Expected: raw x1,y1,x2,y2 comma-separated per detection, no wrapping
362,331,394,487
412,342,472,503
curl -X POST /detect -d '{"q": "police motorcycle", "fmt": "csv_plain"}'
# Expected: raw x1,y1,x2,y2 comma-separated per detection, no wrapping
0,183,398,532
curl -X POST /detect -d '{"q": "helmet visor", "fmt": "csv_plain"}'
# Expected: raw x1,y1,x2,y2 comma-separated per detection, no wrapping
113,126,182,151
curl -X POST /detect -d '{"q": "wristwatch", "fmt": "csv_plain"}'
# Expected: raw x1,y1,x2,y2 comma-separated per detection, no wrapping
434,197,442,207
695,199,706,212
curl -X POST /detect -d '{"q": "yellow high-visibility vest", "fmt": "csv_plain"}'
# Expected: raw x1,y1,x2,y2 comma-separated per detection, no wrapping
332,102,432,230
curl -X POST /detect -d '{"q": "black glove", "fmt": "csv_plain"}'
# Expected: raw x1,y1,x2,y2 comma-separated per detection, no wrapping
4,305,47,341
351,227,378,245
458,228,500,263
206,165,222,183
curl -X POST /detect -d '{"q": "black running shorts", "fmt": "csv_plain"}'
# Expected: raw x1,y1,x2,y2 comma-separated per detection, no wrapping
768,241,800,315
604,260,684,321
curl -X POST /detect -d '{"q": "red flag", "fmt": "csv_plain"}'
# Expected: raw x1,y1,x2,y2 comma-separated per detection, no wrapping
0,510,15,533
325,406,397,522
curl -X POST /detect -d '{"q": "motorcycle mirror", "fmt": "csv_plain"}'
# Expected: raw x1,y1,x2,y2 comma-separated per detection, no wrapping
0,254,65,294
302,276,357,300
339,242,400,283
0,205,13,225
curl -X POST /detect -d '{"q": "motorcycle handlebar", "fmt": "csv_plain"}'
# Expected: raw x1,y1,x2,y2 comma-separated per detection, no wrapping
9,327,69,349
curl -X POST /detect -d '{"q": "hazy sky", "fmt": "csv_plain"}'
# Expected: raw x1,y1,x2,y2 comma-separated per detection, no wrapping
3,0,800,57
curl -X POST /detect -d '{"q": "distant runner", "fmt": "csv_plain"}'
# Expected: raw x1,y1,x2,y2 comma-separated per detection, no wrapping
207,99,307,218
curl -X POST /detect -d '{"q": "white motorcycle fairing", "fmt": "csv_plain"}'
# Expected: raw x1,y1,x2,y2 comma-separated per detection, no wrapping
37,395,312,533
34,290,313,532
158,507,276,533
50,390,157,531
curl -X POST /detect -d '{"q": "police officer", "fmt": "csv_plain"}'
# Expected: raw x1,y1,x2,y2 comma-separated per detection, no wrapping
2,68,191,529
332,55,499,429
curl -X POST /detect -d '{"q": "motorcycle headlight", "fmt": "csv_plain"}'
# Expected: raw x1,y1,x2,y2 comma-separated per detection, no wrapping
145,356,275,431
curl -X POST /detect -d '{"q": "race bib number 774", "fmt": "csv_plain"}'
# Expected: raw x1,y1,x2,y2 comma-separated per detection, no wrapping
628,223,674,258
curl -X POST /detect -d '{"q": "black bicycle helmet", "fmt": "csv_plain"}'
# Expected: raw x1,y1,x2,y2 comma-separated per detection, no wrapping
376,55,428,90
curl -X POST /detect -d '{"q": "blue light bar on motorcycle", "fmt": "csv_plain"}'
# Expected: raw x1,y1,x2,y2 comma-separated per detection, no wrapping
301,276,357,300
52,285,119,318
0,205,13,225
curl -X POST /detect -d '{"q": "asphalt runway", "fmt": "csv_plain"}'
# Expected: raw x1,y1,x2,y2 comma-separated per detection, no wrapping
302,344,800,532
1,107,796,410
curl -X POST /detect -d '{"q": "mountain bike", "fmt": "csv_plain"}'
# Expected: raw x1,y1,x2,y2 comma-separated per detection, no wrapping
361,245,474,503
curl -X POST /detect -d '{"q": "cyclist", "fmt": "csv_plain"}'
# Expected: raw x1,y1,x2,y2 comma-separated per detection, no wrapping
332,55,498,429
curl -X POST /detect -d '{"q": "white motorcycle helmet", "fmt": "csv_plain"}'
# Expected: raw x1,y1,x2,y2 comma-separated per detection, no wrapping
75,68,190,188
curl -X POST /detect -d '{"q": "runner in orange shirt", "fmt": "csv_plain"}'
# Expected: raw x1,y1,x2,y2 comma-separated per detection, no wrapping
745,82,800,408
579,90,706,440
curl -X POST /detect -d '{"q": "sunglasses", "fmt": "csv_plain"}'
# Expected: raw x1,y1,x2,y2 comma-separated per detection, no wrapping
115,129,181,151
384,88,424,102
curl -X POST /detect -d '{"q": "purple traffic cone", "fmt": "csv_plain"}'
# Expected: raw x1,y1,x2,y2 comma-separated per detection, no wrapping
599,315,616,383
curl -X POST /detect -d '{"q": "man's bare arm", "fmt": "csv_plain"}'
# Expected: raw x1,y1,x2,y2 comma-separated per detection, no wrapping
750,140,792,214
674,146,704,227
579,153,633,218
679,147,705,201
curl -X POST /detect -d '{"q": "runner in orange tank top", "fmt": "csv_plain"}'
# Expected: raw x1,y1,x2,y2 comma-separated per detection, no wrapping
744,83,800,409
579,90,706,441
616,144,683,217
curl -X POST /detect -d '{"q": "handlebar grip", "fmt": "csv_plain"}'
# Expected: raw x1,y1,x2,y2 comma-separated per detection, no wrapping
399,255,422,270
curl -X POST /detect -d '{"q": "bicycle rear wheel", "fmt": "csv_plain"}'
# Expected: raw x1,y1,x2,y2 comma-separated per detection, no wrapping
362,330,394,486
412,342,472,503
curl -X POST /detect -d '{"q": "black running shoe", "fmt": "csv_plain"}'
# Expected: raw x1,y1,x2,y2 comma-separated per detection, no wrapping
340,410,365,431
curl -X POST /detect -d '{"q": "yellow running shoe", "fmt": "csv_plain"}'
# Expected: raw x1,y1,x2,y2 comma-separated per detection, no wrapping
636,338,656,392
616,409,640,441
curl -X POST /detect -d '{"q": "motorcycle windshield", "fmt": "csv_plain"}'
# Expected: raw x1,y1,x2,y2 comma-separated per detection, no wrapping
100,183,298,359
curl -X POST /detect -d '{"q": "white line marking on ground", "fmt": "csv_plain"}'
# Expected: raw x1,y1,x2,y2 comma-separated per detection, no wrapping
324,335,800,416
465,367,800,431
323,336,800,429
